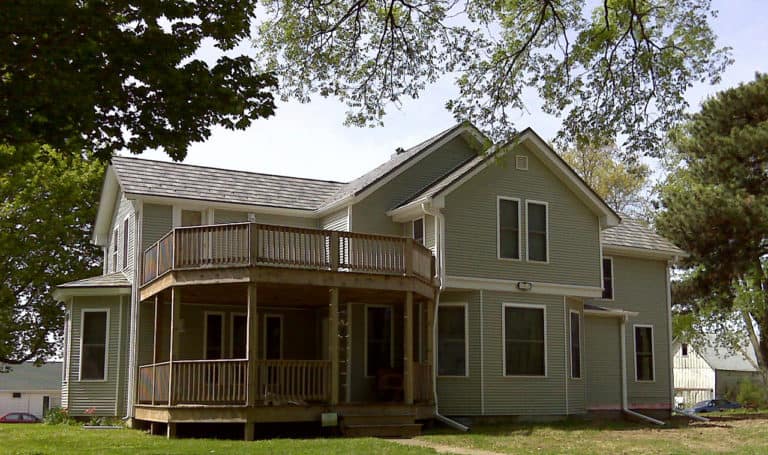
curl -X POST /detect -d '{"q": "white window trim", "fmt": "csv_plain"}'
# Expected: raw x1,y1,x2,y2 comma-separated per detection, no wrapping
525,200,549,263
436,302,469,378
121,215,130,271
412,216,425,245
364,304,395,378
633,324,656,383
203,311,225,360
263,313,284,360
497,196,522,261
78,308,110,382
598,256,615,301
569,310,582,380
502,303,548,378
229,312,247,359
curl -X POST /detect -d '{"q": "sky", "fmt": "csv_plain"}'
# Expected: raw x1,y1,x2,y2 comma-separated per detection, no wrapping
133,1,768,184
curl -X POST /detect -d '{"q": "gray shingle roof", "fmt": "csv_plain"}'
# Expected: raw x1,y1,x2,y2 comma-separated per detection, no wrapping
111,156,344,211
322,123,467,205
602,218,686,256
690,335,759,372
57,272,131,288
0,362,62,391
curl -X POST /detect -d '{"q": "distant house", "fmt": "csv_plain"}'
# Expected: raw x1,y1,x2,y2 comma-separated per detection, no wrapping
673,337,762,406
0,362,62,418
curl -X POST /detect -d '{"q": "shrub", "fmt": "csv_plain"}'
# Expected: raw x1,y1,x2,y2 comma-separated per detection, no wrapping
735,378,767,409
44,407,77,425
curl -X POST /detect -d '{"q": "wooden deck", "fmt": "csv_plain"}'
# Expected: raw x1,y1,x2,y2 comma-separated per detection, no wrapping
140,223,436,301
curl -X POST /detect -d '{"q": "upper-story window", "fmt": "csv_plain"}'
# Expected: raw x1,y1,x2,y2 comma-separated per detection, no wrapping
182,210,203,226
602,257,614,299
111,228,119,273
681,343,688,356
527,201,548,262
413,218,424,245
122,218,129,270
498,197,521,260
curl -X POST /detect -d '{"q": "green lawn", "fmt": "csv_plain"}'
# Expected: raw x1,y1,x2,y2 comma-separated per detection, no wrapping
0,424,434,455
4,414,768,454
417,414,768,454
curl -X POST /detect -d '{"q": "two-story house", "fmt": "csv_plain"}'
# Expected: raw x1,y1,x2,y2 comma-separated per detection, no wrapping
54,122,685,438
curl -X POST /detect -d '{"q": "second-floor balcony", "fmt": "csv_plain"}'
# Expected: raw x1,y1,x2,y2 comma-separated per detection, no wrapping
141,222,436,299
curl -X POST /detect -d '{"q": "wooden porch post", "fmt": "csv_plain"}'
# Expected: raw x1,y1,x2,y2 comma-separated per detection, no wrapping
151,296,159,405
329,287,339,405
246,283,258,407
404,291,414,405
168,287,180,406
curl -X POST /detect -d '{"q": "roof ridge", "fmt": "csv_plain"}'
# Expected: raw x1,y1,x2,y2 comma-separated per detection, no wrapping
111,155,347,185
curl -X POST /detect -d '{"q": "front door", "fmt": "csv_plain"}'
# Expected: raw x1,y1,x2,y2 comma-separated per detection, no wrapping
264,315,283,359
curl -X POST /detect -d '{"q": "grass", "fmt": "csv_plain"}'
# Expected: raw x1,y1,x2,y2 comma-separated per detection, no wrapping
4,413,768,454
417,413,768,454
0,424,435,455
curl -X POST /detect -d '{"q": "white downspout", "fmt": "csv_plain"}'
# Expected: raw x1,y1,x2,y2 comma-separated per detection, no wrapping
430,208,469,432
620,315,665,426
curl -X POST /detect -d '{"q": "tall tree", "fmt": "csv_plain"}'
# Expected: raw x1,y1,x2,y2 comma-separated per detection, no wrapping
255,0,731,156
1,0,277,164
656,73,768,384
0,145,104,364
560,143,651,217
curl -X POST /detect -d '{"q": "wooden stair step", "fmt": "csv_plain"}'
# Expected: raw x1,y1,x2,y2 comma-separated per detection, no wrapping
341,423,422,438
342,414,416,425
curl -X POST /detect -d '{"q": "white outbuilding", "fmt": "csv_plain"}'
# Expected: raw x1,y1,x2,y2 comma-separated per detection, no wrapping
673,336,762,407
0,362,62,418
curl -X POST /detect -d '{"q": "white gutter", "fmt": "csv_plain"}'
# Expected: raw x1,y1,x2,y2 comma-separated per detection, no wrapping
430,209,469,432
620,315,666,426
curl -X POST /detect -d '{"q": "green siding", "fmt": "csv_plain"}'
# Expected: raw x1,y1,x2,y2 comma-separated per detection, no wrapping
142,203,172,250
584,316,622,409
444,143,601,287
481,292,567,415
254,213,317,228
321,208,348,231
105,193,136,279
66,295,130,417
351,136,477,235
214,209,249,224
566,299,586,414
436,291,481,416
599,255,672,409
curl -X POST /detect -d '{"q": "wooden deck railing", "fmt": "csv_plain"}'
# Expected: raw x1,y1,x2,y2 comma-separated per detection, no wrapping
141,223,435,286
257,359,331,404
172,359,248,404
413,362,433,404
136,359,331,406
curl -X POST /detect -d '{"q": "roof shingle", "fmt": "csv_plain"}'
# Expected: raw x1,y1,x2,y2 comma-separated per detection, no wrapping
57,272,131,288
602,218,686,256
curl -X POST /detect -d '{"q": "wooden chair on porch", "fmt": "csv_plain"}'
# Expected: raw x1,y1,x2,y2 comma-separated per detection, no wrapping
375,368,404,402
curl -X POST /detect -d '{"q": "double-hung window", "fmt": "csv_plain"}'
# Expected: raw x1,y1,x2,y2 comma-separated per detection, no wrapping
570,311,581,379
527,202,548,262
80,310,108,380
111,228,119,272
602,257,614,299
635,325,655,381
503,304,546,376
413,218,425,245
498,198,520,260
437,304,467,376
122,218,129,270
